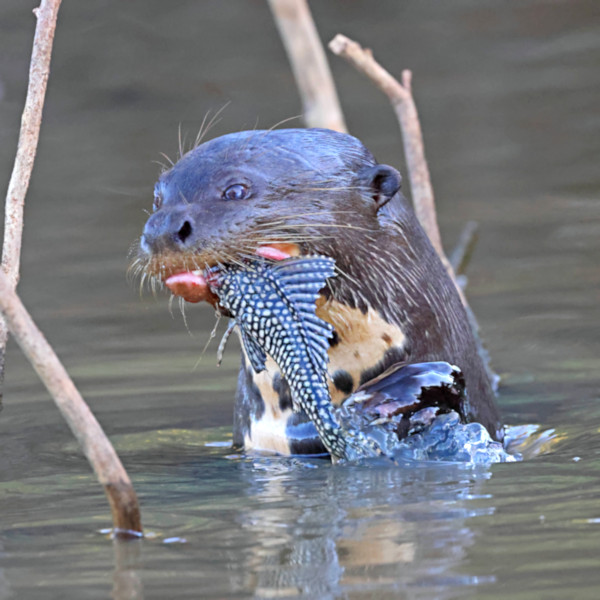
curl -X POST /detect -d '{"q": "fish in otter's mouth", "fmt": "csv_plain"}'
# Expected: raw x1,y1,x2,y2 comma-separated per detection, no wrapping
160,243,301,306
208,255,386,462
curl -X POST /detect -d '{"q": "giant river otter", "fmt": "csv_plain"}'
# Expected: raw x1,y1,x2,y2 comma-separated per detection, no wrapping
134,128,503,455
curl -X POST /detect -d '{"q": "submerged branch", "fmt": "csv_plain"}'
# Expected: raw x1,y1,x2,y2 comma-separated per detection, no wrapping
450,221,479,276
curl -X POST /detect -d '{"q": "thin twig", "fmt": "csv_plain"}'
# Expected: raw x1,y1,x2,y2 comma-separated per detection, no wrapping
268,0,347,132
329,34,496,385
329,34,443,257
0,270,143,538
0,0,62,396
450,221,479,276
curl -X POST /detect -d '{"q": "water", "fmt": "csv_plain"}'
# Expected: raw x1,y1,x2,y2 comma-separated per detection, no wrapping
0,0,599,598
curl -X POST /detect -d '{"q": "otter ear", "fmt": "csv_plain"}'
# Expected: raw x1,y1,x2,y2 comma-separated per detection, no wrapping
358,165,402,211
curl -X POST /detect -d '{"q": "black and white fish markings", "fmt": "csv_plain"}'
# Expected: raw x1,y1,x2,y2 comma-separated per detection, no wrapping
210,256,383,462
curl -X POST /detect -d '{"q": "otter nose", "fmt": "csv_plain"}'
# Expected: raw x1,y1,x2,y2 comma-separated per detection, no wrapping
140,208,197,255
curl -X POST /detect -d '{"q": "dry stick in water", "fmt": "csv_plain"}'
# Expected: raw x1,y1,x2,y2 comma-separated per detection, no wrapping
268,0,347,132
0,0,62,395
0,0,142,539
0,271,143,538
328,35,457,279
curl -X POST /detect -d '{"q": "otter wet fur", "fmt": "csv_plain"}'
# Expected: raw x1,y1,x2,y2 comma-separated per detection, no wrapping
210,256,386,462
133,128,503,456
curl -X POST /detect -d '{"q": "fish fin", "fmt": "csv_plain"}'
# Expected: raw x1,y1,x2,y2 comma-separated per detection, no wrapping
216,319,236,366
271,256,336,290
351,361,465,424
270,256,336,371
240,328,267,373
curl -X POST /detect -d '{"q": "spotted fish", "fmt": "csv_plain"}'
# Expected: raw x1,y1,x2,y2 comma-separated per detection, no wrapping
210,256,383,462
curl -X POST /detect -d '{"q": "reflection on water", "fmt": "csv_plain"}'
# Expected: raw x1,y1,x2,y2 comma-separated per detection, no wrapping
233,458,494,598
1,0,599,598
112,539,143,600
100,444,500,600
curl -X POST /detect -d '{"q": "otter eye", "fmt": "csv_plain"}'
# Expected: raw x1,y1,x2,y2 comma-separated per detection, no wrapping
223,183,249,201
153,195,162,211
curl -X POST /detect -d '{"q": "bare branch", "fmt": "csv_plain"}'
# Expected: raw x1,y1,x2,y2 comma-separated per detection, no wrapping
268,0,347,132
329,34,497,385
1,0,63,393
329,34,444,257
0,270,143,538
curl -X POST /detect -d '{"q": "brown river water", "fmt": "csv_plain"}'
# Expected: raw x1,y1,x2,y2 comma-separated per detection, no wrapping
1,1,599,598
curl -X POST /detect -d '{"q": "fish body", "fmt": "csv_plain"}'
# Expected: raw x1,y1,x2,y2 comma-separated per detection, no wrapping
210,256,379,461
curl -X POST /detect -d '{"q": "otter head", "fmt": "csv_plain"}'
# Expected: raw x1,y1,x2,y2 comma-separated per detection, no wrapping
133,128,403,305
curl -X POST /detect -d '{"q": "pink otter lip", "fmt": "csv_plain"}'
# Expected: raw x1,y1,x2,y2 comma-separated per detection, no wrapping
165,271,210,303
255,246,292,261
165,245,292,303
